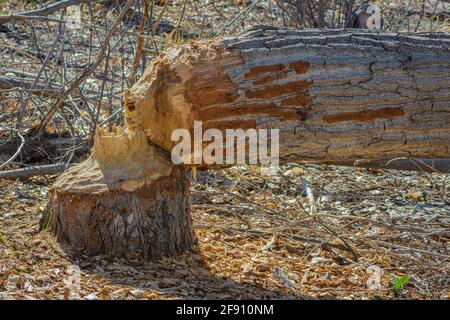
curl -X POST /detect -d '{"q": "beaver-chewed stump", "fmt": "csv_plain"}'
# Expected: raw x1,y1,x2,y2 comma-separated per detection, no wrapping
41,128,194,261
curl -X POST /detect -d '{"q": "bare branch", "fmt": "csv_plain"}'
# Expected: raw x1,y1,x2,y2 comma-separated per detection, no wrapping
0,0,98,26
35,0,136,136
0,132,25,171
0,163,75,180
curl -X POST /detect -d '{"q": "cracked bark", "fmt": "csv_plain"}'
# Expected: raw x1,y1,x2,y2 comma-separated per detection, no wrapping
125,29,450,162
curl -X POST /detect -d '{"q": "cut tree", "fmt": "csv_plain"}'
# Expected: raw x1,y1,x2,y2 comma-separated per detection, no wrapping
42,28,450,261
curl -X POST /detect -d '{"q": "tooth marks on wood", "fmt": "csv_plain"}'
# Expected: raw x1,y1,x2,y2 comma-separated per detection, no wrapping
185,56,243,109
125,100,136,112
42,129,194,262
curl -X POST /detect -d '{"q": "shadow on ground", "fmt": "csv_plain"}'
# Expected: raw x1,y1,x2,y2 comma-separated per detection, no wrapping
64,245,304,300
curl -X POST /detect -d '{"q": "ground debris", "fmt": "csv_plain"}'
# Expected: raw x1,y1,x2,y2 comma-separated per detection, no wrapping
0,163,448,299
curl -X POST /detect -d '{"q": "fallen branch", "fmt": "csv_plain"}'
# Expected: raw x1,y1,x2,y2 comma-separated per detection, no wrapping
0,76,61,97
0,163,75,180
0,136,88,164
0,0,96,26
0,76,119,102
197,224,357,254
311,158,450,173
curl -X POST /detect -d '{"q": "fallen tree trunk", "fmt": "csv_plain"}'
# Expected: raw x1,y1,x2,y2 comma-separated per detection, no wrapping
125,28,450,163
43,29,450,261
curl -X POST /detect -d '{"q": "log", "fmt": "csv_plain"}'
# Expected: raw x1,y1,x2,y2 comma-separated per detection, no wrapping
41,128,194,261
308,158,450,173
0,163,76,180
124,28,450,164
43,29,450,261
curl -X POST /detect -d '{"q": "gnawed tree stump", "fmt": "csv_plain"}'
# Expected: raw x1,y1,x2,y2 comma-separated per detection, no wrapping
41,128,194,261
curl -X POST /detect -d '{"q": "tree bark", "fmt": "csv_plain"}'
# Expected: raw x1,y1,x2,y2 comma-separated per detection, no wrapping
41,128,194,261
124,28,450,163
306,158,450,173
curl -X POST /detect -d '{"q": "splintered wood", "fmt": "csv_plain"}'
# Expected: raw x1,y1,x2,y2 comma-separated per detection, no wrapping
42,128,194,261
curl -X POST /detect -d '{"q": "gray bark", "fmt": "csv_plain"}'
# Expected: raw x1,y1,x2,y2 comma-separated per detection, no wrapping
125,28,450,163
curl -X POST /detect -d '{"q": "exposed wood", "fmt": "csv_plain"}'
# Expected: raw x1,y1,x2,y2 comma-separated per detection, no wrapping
41,128,194,261
125,28,450,164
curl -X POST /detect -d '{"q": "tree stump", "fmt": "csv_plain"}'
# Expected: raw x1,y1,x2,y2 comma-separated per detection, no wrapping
41,128,194,261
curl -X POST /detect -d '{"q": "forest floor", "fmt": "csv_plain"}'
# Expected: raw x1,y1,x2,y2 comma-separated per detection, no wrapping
0,0,449,300
1,164,448,300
